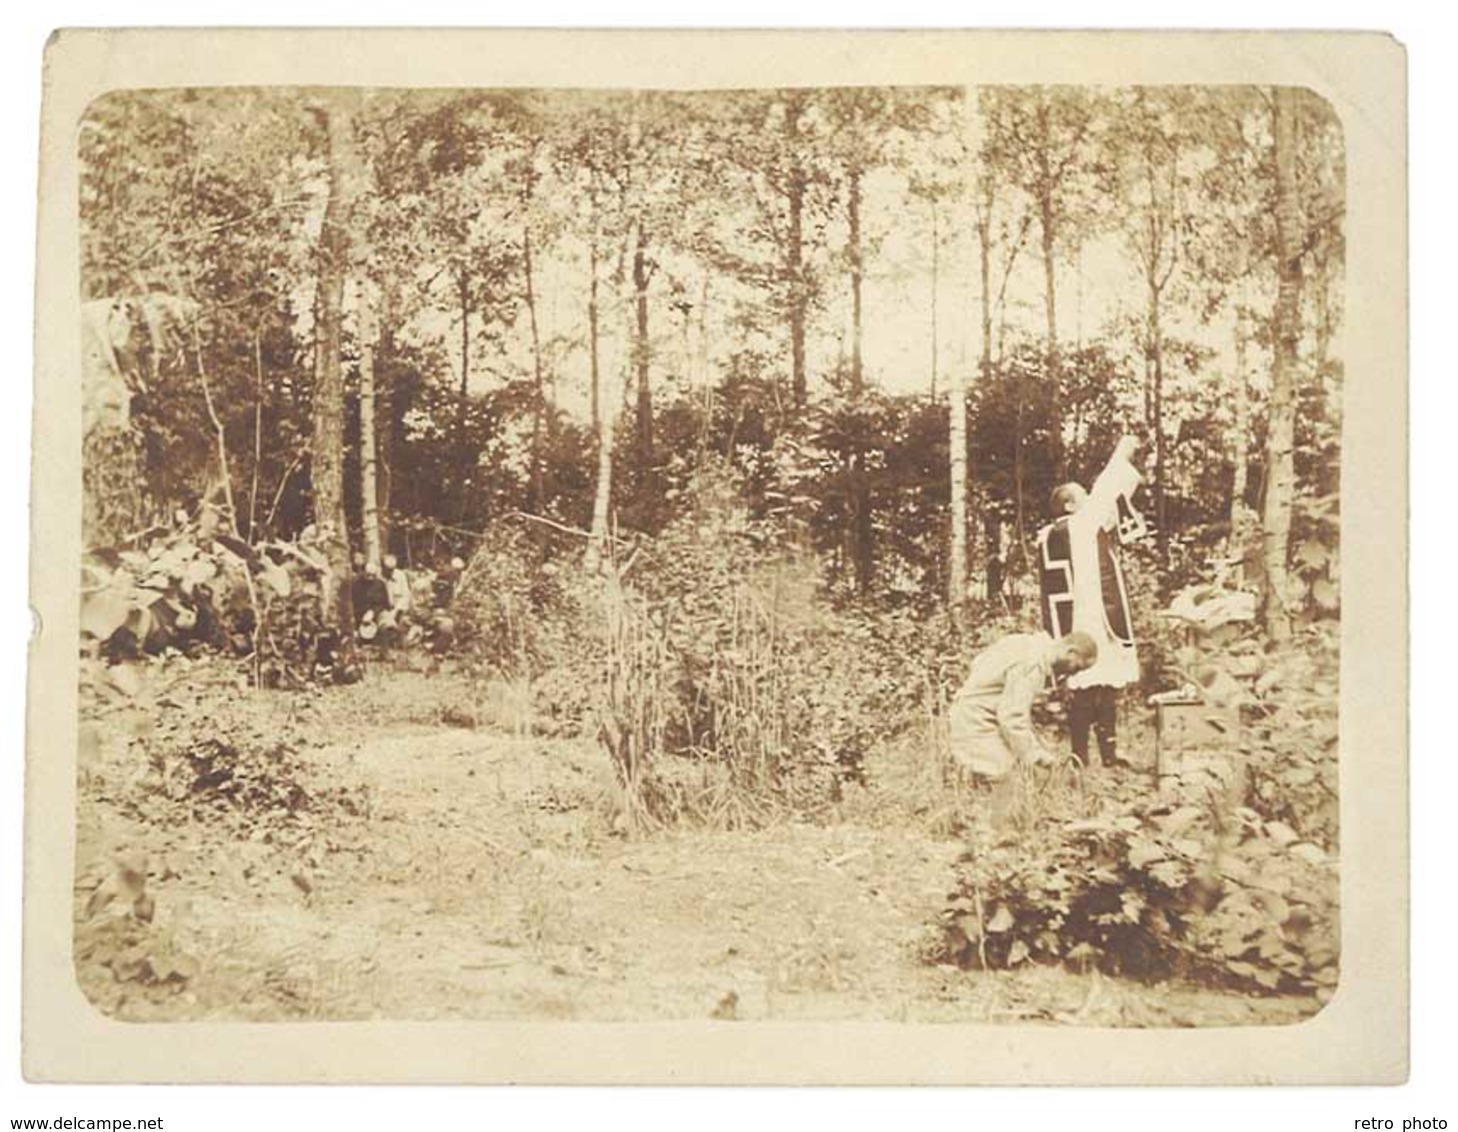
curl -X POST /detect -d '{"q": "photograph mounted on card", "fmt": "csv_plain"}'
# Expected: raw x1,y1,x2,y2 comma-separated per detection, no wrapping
26,27,1407,1083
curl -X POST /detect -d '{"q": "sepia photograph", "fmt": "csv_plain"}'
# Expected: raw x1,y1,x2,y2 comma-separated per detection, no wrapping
26,27,1407,1085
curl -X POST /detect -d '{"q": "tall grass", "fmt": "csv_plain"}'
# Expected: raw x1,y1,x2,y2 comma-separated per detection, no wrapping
595,574,674,834
594,546,852,832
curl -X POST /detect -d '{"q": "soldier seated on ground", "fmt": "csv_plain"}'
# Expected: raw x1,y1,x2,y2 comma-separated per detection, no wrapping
383,553,412,615
425,556,465,654
433,555,465,607
373,553,412,647
351,560,391,644
948,630,1099,788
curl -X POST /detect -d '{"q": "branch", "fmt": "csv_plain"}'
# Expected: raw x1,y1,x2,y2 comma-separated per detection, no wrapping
507,510,632,546
264,446,309,534
131,195,314,276
188,314,240,540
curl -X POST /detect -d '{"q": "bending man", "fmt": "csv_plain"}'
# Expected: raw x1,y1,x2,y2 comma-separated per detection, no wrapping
948,631,1098,782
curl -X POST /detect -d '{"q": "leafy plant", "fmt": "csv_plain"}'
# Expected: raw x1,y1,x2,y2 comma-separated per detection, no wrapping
936,792,1338,1000
129,697,371,841
590,459,967,829
80,509,360,687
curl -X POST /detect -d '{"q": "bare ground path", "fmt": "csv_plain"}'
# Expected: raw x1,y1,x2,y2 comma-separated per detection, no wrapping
73,669,1316,1027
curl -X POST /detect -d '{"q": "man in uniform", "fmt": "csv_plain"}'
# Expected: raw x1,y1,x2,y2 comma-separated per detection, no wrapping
948,630,1099,783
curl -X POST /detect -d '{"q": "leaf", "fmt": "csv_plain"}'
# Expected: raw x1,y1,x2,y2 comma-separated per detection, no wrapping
1264,821,1299,846
80,589,133,640
1255,894,1291,926
1290,843,1327,867
1155,806,1203,838
1311,578,1339,609
1127,837,1165,869
260,559,292,598
1295,539,1329,570
1254,870,1293,897
1253,967,1283,990
183,557,218,588
1254,669,1284,698
1172,838,1206,860
1007,940,1030,967
986,904,1015,933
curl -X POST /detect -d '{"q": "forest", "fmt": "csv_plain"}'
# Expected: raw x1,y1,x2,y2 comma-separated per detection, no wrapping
74,84,1344,1024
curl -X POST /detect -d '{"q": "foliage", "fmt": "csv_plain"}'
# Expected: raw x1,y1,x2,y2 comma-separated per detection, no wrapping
81,507,362,687
1144,576,1340,848
85,671,374,866
594,461,961,828
936,791,1338,999
932,581,1340,998
75,851,200,1009
78,85,1344,618
1238,623,1341,848
83,425,157,547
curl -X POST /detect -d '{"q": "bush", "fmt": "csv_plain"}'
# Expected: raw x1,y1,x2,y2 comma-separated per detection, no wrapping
934,571,1341,997
1241,623,1340,849
450,523,605,733
594,460,955,828
113,689,371,845
935,792,1338,1000
1146,604,1339,851
80,508,358,688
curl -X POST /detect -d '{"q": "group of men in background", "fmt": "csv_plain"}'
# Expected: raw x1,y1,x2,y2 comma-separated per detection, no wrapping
350,552,465,652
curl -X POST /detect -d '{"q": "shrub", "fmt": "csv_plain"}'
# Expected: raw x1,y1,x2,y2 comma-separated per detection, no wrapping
935,790,1338,1000
452,522,605,733
80,508,357,688
593,459,954,828
127,696,371,840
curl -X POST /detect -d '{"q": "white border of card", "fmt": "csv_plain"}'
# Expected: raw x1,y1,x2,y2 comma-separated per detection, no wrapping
26,27,1407,1084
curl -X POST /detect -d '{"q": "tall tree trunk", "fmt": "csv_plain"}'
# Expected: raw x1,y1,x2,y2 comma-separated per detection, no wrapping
357,284,382,572
929,200,939,400
977,190,993,377
587,409,615,575
1036,101,1064,479
787,96,808,411
588,233,601,436
1311,245,1339,497
1149,284,1169,570
1228,298,1249,540
1013,365,1027,572
311,97,358,657
948,339,968,622
249,324,264,541
524,223,547,514
586,230,613,571
376,285,398,556
849,165,864,393
848,162,873,593
632,218,653,468
984,511,1003,603
454,266,472,522
1262,87,1304,642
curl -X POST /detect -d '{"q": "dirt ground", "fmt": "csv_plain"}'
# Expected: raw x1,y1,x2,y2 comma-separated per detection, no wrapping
72,661,1319,1027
